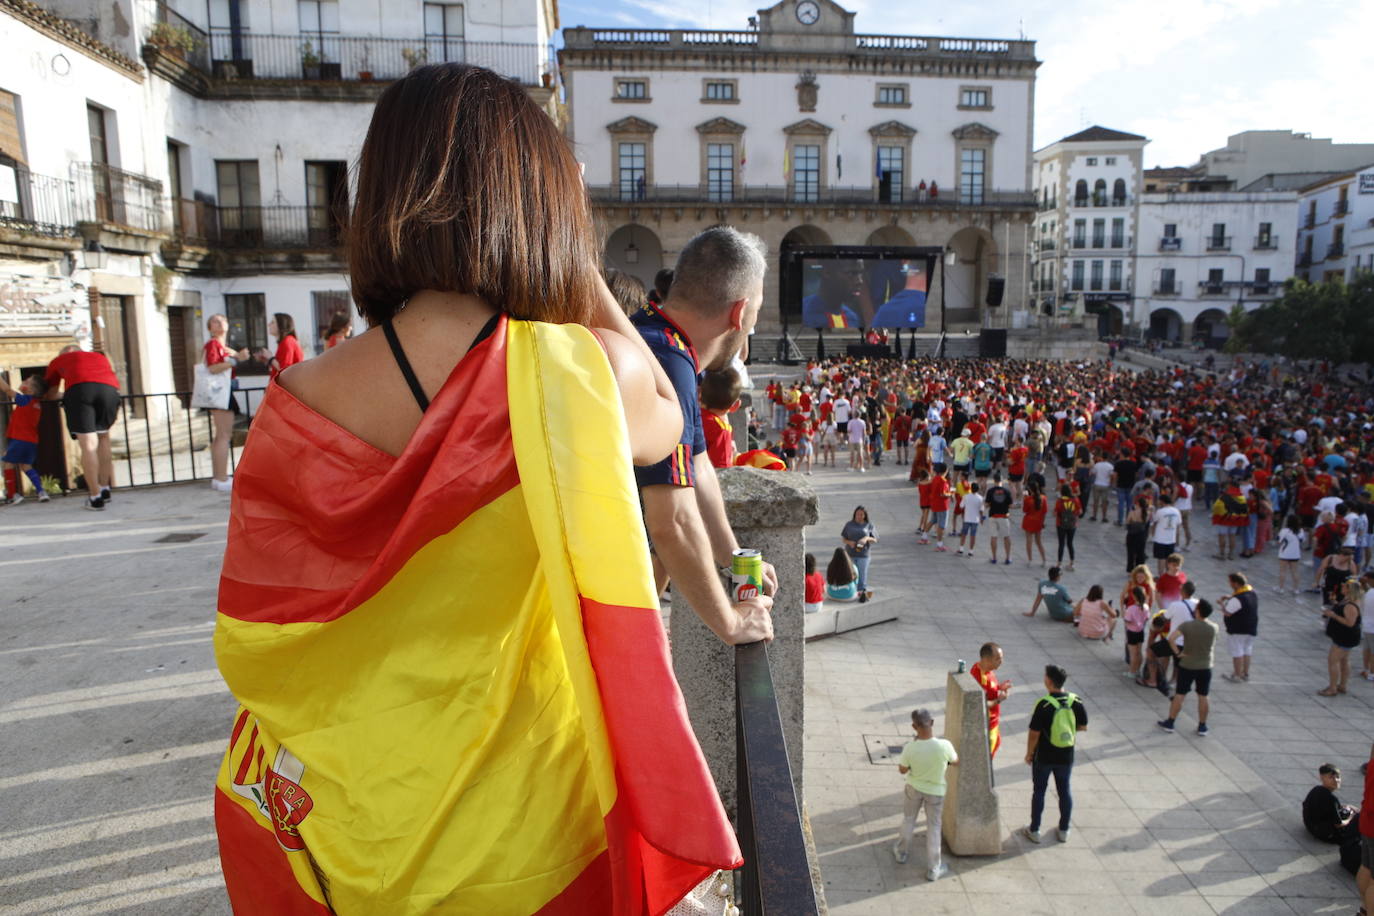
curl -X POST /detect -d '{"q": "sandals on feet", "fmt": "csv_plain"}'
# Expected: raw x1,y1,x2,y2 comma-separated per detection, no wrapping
1316,687,1338,697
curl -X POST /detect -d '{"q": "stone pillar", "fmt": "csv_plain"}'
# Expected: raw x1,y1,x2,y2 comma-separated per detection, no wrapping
941,671,1001,855
672,467,818,813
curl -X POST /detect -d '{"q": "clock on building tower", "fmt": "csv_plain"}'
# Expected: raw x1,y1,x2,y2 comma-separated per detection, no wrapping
795,1,820,24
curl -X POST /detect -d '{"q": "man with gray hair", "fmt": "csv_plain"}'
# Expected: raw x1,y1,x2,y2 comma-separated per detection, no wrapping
632,225,777,645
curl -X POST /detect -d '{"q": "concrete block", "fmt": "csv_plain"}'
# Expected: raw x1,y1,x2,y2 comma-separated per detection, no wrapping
941,670,1002,855
673,467,818,815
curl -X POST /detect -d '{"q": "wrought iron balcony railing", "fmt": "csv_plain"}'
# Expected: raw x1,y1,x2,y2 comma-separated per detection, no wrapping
587,184,1035,209
171,201,345,250
0,167,78,238
72,162,165,233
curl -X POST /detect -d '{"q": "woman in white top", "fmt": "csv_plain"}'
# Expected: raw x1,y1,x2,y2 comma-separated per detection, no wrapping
848,413,868,472
1360,570,1374,681
1275,514,1303,595
1176,479,1194,551
817,419,836,467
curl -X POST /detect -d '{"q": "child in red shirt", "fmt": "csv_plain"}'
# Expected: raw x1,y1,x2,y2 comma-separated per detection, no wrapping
804,553,825,613
1,374,51,504
700,367,742,470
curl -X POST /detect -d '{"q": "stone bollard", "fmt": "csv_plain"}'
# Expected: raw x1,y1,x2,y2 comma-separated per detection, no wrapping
672,466,818,813
941,671,1002,855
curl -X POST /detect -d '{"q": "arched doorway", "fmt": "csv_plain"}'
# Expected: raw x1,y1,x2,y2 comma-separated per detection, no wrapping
1096,303,1125,338
943,226,997,326
1194,308,1230,348
865,225,915,247
603,224,662,290
1149,307,1183,342
781,224,832,249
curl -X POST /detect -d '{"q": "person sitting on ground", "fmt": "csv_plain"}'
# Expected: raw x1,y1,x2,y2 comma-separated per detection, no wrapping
1026,565,1074,622
1074,584,1117,641
1302,763,1362,876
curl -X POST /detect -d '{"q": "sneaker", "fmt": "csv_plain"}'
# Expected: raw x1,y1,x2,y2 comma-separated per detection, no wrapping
1157,719,1175,733
926,863,949,881
918,537,930,545
1222,673,1243,683
84,496,105,511
1197,723,1209,737
1056,827,1071,843
37,492,50,503
935,545,948,552
211,478,233,493
9,493,24,506
1004,558,1012,565
892,845,908,865
1020,826,1042,844
100,487,111,502
989,557,997,564
956,547,963,555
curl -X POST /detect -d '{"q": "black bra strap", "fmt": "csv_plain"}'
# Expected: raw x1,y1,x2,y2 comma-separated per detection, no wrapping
469,314,501,354
381,317,430,413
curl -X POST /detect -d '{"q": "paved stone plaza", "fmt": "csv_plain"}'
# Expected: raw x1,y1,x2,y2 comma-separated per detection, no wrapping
801,456,1373,915
0,453,1371,914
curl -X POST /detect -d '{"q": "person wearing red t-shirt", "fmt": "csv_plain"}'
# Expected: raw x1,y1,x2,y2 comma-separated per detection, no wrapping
892,410,913,465
804,552,825,614
700,367,742,470
267,313,306,381
923,468,952,550
203,314,251,493
0,373,51,505
969,642,1011,758
44,345,122,510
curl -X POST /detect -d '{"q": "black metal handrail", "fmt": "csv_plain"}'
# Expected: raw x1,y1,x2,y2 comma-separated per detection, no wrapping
588,184,1035,209
71,162,166,233
0,389,269,491
172,201,344,250
735,641,818,916
0,167,78,237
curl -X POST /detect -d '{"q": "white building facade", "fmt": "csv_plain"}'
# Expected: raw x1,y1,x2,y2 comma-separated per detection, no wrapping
1,0,556,465
1030,127,1146,335
1134,191,1297,344
1295,165,1374,284
560,0,1040,334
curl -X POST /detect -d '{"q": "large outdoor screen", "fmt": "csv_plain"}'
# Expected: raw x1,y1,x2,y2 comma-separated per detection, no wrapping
783,246,941,330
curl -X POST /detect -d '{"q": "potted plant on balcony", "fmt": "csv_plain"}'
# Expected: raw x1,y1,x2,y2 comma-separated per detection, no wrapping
401,46,428,71
301,41,322,79
147,22,198,60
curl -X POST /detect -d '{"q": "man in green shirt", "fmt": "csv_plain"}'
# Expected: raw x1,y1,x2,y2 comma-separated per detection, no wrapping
1158,599,1219,736
894,708,959,880
949,428,975,475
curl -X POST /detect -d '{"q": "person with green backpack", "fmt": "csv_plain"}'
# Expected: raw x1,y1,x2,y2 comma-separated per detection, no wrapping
1020,665,1088,845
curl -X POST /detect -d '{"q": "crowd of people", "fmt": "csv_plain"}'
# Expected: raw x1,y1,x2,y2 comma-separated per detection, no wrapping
762,350,1373,900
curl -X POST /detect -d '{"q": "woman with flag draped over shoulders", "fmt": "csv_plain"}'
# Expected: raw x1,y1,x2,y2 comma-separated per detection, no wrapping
212,63,771,915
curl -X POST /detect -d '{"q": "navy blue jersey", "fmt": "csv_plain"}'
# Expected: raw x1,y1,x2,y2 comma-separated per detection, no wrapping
632,304,706,488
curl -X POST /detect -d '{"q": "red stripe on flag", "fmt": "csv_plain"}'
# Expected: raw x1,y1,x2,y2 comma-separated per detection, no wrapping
233,725,259,785
228,708,250,749
219,321,520,626
215,789,331,915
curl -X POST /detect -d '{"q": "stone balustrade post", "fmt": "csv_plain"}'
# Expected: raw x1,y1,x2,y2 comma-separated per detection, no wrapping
941,670,1002,855
672,467,818,813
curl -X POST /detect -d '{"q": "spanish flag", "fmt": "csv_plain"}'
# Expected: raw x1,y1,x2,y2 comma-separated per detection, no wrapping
734,449,786,470
213,318,740,914
826,313,851,330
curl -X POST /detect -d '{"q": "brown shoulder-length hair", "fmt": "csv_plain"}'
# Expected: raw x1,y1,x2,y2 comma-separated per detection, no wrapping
347,64,599,326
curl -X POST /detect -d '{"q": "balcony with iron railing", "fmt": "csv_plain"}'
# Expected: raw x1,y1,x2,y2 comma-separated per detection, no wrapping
72,162,166,234
1153,282,1178,295
171,200,345,250
1072,196,1130,209
0,168,78,239
1205,235,1231,251
1159,236,1182,251
1071,238,1087,250
1305,213,1316,229
1253,235,1277,250
147,3,552,86
588,184,1036,209
1328,241,1345,259
1248,281,1276,295
1334,199,1349,217
1298,252,1313,267
1038,239,1056,251
1198,280,1232,296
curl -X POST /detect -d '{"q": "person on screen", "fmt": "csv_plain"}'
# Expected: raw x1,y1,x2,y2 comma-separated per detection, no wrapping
801,260,864,329
870,261,928,329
